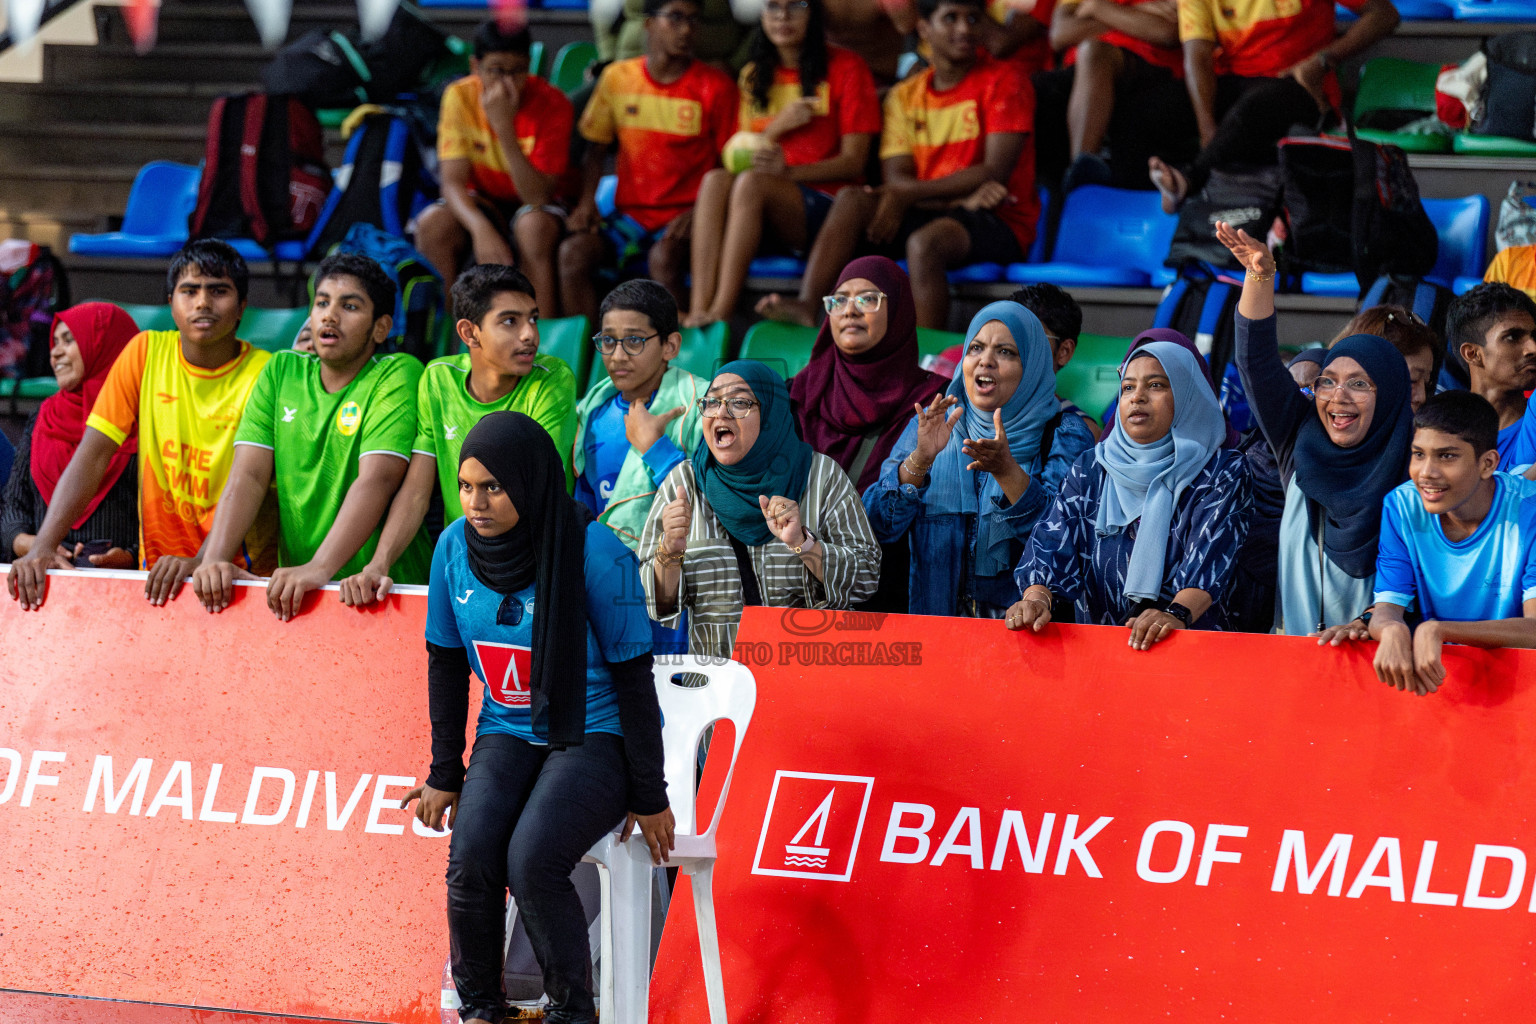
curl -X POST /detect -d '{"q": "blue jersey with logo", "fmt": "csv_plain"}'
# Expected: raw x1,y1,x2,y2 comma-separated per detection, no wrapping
575,391,631,516
425,517,653,742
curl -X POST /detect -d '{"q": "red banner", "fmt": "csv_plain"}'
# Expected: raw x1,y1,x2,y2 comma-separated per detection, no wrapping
650,608,1536,1021
0,572,449,1023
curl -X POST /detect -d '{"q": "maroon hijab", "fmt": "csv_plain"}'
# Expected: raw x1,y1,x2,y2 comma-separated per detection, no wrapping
1121,327,1241,449
790,257,948,491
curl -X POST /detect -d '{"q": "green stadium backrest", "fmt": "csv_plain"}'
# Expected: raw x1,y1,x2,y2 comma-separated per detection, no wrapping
1354,58,1452,154
916,327,964,360
1453,133,1536,157
1056,332,1130,420
548,40,599,94
538,315,592,386
316,107,352,129
530,40,544,77
584,321,731,392
0,377,60,400
117,302,178,333
240,307,311,353
739,321,816,379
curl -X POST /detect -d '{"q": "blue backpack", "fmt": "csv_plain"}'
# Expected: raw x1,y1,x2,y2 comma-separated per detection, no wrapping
327,223,446,363
304,110,437,257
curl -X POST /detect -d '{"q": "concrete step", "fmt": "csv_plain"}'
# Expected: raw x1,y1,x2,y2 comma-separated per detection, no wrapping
65,255,312,307
0,81,245,126
0,164,140,217
0,119,346,169
43,40,270,84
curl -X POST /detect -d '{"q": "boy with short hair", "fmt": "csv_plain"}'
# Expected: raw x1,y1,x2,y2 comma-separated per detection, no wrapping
1009,283,1100,438
574,279,707,547
188,253,429,620
1446,283,1536,468
1354,391,1536,694
338,265,577,605
416,21,574,305
758,0,1038,330
6,240,275,611
559,0,738,323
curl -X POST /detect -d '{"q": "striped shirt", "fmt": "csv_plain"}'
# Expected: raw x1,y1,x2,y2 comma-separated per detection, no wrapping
637,453,882,659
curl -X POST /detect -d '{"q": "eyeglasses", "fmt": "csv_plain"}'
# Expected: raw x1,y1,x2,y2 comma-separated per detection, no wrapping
1313,375,1376,395
697,396,760,418
822,291,886,315
765,0,810,16
592,332,660,355
654,9,700,25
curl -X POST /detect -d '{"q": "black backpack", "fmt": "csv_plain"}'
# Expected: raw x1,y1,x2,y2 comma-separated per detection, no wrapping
1165,165,1285,272
260,3,449,109
188,93,330,248
304,110,438,257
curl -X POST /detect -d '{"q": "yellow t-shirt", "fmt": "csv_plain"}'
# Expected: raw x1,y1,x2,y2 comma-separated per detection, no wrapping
86,330,276,571
1485,246,1536,303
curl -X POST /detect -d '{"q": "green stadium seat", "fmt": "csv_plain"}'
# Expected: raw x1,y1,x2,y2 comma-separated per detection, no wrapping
1354,58,1452,154
117,303,178,333
316,107,352,129
1057,333,1130,419
0,377,60,400
548,40,598,94
585,321,731,392
739,321,817,379
1453,134,1536,157
538,314,592,386
240,307,312,352
916,327,964,361
530,40,544,77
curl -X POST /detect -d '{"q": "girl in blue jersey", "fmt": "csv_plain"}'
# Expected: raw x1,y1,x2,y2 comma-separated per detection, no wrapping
401,411,671,1024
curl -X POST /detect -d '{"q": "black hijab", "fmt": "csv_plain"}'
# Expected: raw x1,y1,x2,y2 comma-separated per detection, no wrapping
1292,334,1414,579
459,412,593,747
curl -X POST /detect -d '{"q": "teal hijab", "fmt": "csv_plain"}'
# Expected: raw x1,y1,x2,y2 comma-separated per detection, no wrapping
692,359,815,546
925,302,1060,577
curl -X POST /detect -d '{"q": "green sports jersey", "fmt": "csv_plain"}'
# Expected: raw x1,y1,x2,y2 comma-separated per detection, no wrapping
412,352,579,521
234,350,431,583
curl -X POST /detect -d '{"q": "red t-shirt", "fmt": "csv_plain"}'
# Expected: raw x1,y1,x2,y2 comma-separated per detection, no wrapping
437,75,573,206
1055,0,1183,74
737,45,882,196
880,53,1040,253
1179,0,1364,79
579,57,739,231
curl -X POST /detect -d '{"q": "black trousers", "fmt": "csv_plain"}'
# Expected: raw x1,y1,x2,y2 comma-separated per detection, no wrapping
1186,74,1325,194
447,732,629,1024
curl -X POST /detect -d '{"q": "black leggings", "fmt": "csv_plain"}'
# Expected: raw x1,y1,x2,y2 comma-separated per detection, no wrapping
446,732,629,1024
1187,75,1325,194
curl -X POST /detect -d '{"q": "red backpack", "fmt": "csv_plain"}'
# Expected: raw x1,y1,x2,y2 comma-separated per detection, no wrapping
188,93,329,248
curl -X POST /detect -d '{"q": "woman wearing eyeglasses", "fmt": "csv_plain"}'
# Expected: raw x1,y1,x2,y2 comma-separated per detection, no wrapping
1218,222,1414,637
637,359,882,658
683,0,881,328
790,257,948,610
863,300,1096,618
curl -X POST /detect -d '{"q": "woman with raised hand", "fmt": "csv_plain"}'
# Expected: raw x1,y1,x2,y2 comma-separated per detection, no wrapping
1216,221,1415,636
638,359,881,658
863,301,1096,617
1007,342,1253,648
2,302,140,570
402,412,671,1024
685,0,880,327
791,257,948,610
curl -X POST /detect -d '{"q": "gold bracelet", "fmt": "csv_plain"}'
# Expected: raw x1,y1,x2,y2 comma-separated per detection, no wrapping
1247,270,1276,283
654,548,684,569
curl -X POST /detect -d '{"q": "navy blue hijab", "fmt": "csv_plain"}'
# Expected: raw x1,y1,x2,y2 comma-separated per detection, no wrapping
1292,334,1414,579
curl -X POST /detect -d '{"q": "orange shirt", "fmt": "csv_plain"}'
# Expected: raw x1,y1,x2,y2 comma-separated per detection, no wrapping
880,54,1040,253
1058,0,1183,74
737,46,881,197
437,74,574,207
85,330,277,572
1179,0,1365,79
1486,246,1536,303
579,57,739,231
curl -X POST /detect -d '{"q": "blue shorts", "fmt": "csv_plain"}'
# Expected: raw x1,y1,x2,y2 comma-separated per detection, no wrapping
798,185,834,253
599,213,664,273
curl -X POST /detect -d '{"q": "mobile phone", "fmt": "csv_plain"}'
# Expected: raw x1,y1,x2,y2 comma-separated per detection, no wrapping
73,539,113,568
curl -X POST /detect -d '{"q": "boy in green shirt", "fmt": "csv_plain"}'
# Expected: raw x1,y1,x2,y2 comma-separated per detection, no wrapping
338,264,577,606
191,253,429,619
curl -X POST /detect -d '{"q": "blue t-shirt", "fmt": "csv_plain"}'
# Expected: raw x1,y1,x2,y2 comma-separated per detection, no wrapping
425,518,653,743
574,391,686,517
1374,472,1536,622
1498,420,1523,471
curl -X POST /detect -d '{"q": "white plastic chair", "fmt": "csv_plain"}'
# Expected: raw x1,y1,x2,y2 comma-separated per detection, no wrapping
506,658,756,1024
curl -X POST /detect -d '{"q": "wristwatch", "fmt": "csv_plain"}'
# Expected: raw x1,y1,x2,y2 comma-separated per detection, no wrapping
1163,601,1193,627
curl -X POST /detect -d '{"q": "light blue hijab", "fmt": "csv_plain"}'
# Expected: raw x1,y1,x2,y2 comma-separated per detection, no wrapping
926,301,1059,577
1095,341,1227,602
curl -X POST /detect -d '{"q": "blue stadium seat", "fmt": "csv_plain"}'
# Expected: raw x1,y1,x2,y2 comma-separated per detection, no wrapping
1301,194,1490,296
1004,186,1176,288
1450,0,1536,18
226,239,311,262
596,175,618,218
894,259,1005,283
69,161,201,258
749,256,807,277
1454,276,1483,295
1337,0,1451,17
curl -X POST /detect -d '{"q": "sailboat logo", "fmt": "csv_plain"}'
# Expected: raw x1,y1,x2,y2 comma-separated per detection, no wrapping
752,771,875,882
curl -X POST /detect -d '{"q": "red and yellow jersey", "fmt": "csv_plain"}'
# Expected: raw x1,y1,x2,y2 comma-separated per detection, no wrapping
1486,245,1536,303
880,53,1040,253
437,74,574,206
86,330,276,572
1057,0,1182,74
1179,0,1362,79
988,0,1055,75
737,46,881,196
579,57,739,231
